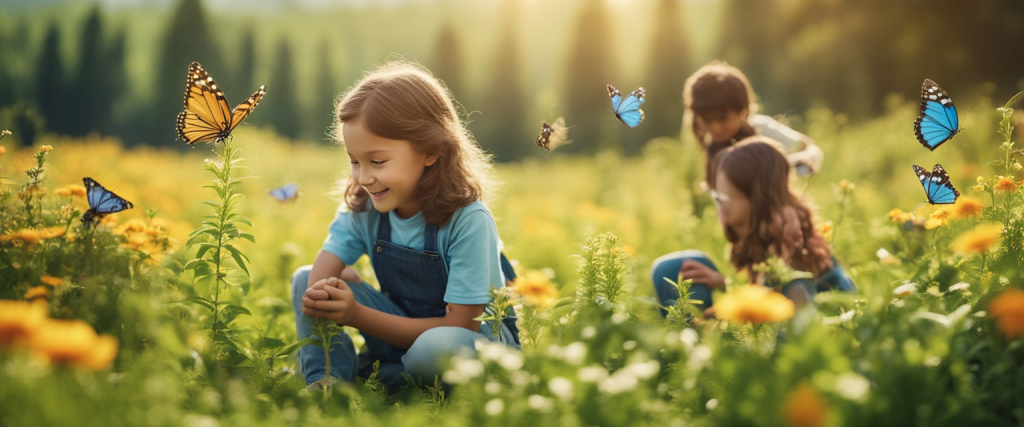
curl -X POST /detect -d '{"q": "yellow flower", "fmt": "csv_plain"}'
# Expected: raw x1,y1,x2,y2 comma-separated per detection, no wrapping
990,288,1024,340
838,179,856,193
24,286,49,300
951,197,984,219
114,219,172,264
924,207,951,229
715,285,795,324
0,226,66,245
39,276,64,287
977,176,985,184
39,145,53,152
995,176,1017,193
818,221,833,241
950,223,1003,255
972,184,985,193
887,208,905,223
29,320,118,371
0,300,48,347
55,184,87,198
782,383,829,427
510,270,559,308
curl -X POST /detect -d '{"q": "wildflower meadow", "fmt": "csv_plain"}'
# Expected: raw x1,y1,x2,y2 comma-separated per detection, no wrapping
1,89,1024,425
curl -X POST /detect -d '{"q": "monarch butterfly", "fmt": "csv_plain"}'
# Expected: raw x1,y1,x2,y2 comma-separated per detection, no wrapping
914,79,960,151
81,177,134,226
176,62,267,146
536,117,570,150
913,164,959,204
268,183,300,203
607,85,645,128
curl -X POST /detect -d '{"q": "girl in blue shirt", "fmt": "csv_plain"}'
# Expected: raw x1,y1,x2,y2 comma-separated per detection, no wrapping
292,62,518,390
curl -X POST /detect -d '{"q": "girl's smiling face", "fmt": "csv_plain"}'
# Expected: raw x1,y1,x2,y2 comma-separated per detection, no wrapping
343,118,437,218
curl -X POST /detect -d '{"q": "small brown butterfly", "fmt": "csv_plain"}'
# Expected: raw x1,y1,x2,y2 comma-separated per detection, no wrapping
535,117,570,150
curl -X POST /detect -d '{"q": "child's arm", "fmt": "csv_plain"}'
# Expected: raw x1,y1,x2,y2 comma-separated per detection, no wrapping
307,250,347,289
302,278,483,350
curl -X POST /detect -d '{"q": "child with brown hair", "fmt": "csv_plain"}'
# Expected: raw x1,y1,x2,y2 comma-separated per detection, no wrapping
683,61,824,184
651,137,854,312
291,61,518,390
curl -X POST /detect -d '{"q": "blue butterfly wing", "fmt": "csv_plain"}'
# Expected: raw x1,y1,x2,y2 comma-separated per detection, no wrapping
914,79,959,150
913,164,959,204
608,85,623,111
269,183,299,202
610,86,646,128
82,177,133,224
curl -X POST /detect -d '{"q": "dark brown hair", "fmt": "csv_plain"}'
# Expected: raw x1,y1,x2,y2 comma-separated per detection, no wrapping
712,137,833,280
332,61,494,225
683,61,758,183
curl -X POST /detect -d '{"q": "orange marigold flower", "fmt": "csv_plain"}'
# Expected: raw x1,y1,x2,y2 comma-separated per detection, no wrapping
29,320,119,371
951,196,984,219
0,300,48,347
782,382,829,427
510,270,560,308
55,184,87,198
990,288,1024,339
951,223,1003,255
0,226,66,245
39,276,64,287
24,286,49,300
715,285,795,324
995,176,1017,193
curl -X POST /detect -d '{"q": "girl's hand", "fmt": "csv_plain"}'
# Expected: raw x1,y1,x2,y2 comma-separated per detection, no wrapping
680,260,725,289
302,277,361,325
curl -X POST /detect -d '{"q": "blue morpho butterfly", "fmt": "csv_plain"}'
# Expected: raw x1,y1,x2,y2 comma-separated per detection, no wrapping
913,164,960,204
81,177,134,226
607,85,645,128
914,79,960,150
268,183,300,203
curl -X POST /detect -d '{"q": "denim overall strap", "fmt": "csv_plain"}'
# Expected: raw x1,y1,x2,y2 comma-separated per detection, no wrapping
372,212,448,318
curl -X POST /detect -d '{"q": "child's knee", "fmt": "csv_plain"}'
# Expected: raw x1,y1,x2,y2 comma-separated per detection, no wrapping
291,265,312,304
403,327,477,377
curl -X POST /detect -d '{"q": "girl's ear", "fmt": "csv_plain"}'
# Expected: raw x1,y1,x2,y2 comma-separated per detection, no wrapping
424,154,439,167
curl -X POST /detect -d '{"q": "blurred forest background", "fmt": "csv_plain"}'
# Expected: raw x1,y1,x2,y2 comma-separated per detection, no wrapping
0,0,1022,161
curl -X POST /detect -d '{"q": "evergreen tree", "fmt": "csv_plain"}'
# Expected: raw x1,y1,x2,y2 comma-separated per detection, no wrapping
312,37,338,141
641,0,690,147
154,0,221,146
101,27,128,136
35,22,67,135
69,6,106,136
430,20,465,101
265,38,302,139
563,0,614,153
230,26,256,104
478,0,527,162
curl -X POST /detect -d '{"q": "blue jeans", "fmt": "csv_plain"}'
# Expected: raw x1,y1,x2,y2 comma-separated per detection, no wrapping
650,250,857,313
291,266,518,388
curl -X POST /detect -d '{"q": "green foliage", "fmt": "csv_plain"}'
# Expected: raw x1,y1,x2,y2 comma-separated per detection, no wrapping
182,140,255,363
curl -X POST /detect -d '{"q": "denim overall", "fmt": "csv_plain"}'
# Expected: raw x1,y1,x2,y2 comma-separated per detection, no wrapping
292,212,520,388
650,250,856,314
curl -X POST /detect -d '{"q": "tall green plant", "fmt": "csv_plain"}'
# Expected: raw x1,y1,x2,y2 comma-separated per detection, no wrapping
183,140,254,361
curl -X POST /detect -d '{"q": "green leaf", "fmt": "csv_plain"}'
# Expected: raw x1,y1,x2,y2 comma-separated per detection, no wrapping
224,244,250,278
222,304,251,316
185,295,216,311
238,232,256,244
260,337,287,349
274,337,321,358
191,242,218,260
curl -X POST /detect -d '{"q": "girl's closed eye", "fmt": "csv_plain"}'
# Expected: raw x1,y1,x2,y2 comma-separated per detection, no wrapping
370,160,388,165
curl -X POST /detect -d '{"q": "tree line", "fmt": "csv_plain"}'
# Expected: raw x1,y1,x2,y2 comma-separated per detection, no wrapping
0,0,1021,162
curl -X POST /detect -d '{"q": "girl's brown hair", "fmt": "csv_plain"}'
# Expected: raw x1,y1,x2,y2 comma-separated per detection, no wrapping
712,137,832,280
683,61,758,183
332,61,495,225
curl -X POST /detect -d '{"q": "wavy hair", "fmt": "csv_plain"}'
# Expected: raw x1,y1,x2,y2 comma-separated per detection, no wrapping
683,61,759,183
712,137,833,280
331,61,495,225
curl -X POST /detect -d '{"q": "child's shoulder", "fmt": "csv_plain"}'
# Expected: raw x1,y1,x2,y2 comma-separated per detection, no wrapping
446,200,495,230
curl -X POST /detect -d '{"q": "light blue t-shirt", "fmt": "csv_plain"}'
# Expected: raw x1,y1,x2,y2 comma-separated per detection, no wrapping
321,200,503,305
